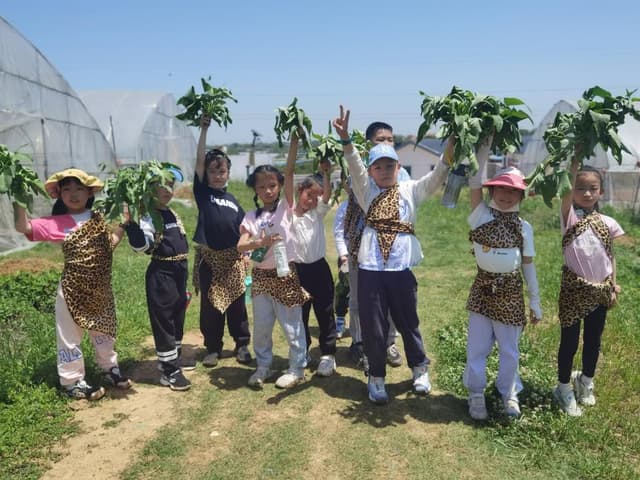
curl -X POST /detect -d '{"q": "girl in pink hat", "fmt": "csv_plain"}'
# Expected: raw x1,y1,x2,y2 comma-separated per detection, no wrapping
463,142,542,420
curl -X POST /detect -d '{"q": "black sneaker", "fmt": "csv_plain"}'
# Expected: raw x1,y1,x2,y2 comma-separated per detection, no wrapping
179,356,197,371
160,368,191,391
103,366,132,389
349,342,369,376
65,380,106,401
234,345,253,365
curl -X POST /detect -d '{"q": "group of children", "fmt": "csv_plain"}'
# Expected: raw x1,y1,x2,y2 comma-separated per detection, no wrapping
11,105,623,420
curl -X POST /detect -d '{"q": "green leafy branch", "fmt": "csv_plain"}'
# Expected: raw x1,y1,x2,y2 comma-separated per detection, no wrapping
526,86,640,207
416,86,531,174
94,160,180,231
274,98,313,151
0,145,47,212
176,77,237,128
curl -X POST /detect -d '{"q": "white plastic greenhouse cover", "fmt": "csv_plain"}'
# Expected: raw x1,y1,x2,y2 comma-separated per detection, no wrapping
78,90,196,182
0,16,116,253
522,99,640,174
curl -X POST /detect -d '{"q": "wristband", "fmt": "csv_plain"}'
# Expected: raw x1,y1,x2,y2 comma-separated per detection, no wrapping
338,138,352,145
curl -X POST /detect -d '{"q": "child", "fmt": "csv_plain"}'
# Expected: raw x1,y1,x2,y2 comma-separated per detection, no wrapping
237,158,310,389
123,166,191,391
342,121,405,372
463,140,542,420
553,158,624,416
13,168,132,400
286,135,337,377
333,106,449,404
333,191,350,340
193,116,251,368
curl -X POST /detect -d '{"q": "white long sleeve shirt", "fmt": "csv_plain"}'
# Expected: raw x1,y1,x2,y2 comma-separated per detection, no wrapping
344,150,449,271
333,200,348,258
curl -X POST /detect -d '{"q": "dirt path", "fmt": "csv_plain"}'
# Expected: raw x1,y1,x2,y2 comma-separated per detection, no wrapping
41,331,204,480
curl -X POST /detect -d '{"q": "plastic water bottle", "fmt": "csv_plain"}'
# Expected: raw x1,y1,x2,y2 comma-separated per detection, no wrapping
273,239,290,277
244,276,252,304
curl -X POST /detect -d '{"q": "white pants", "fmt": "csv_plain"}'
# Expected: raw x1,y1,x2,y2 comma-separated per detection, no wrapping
55,284,118,387
347,256,397,345
463,312,523,399
252,294,307,376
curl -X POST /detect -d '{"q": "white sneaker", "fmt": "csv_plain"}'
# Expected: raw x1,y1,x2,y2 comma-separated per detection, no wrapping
412,365,431,395
202,352,219,368
275,371,304,389
248,367,274,388
503,397,521,418
468,393,488,420
316,355,336,377
571,370,596,406
553,385,583,416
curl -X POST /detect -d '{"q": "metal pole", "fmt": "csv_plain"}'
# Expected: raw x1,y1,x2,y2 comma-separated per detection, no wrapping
40,118,48,178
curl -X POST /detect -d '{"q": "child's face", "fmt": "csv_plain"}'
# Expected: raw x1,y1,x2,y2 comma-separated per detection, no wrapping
60,180,92,214
371,128,394,145
254,172,281,205
573,172,603,210
491,186,523,211
153,182,174,208
206,159,230,189
297,184,322,212
368,158,399,189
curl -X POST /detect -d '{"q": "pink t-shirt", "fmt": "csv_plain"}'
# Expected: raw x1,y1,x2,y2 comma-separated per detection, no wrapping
561,206,624,282
27,210,93,243
240,200,296,270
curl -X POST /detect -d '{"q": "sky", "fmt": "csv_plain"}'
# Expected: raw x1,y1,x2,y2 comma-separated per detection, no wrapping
3,0,640,145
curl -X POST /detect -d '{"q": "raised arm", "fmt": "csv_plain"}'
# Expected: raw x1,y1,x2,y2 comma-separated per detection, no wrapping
469,136,491,211
319,158,332,204
284,130,299,207
196,115,211,180
561,153,580,225
332,105,353,156
13,203,32,237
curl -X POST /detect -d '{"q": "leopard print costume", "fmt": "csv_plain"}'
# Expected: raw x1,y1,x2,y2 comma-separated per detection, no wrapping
251,265,311,307
559,211,613,328
193,245,246,313
466,209,526,326
60,212,117,337
344,191,365,260
365,184,414,263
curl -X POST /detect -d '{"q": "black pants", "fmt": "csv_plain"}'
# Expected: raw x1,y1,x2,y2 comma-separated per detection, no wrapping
557,305,607,383
146,259,188,369
295,258,337,355
334,270,350,317
198,260,250,355
358,268,428,378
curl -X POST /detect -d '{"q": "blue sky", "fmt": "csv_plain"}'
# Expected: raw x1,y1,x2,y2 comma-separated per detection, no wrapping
3,1,640,144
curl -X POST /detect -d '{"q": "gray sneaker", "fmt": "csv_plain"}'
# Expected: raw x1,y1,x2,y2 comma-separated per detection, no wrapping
571,370,596,406
202,352,220,368
553,385,583,416
235,345,252,365
386,344,403,367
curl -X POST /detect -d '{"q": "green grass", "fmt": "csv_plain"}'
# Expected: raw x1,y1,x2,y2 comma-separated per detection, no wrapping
1,183,639,479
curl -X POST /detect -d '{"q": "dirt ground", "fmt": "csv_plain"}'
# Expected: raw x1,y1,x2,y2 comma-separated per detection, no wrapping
41,331,204,480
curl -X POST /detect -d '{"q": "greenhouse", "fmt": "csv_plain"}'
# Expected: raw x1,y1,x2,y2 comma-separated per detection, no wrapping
79,90,197,181
0,16,116,253
521,99,640,208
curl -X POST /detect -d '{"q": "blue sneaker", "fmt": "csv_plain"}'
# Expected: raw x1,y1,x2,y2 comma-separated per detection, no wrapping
336,316,346,339
367,376,388,405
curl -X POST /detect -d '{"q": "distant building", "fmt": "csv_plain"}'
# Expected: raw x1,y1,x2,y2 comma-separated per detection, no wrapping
395,137,445,178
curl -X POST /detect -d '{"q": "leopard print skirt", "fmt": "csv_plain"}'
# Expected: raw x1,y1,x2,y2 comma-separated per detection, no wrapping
466,268,526,326
558,265,613,328
193,245,246,313
251,265,311,307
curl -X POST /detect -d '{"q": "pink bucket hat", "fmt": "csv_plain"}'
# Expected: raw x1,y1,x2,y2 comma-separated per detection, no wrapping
483,166,527,191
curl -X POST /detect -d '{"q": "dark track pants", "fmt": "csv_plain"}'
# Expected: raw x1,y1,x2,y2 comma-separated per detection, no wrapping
295,258,337,355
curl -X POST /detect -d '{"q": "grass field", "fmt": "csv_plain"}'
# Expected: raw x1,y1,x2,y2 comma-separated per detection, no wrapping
0,182,638,479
